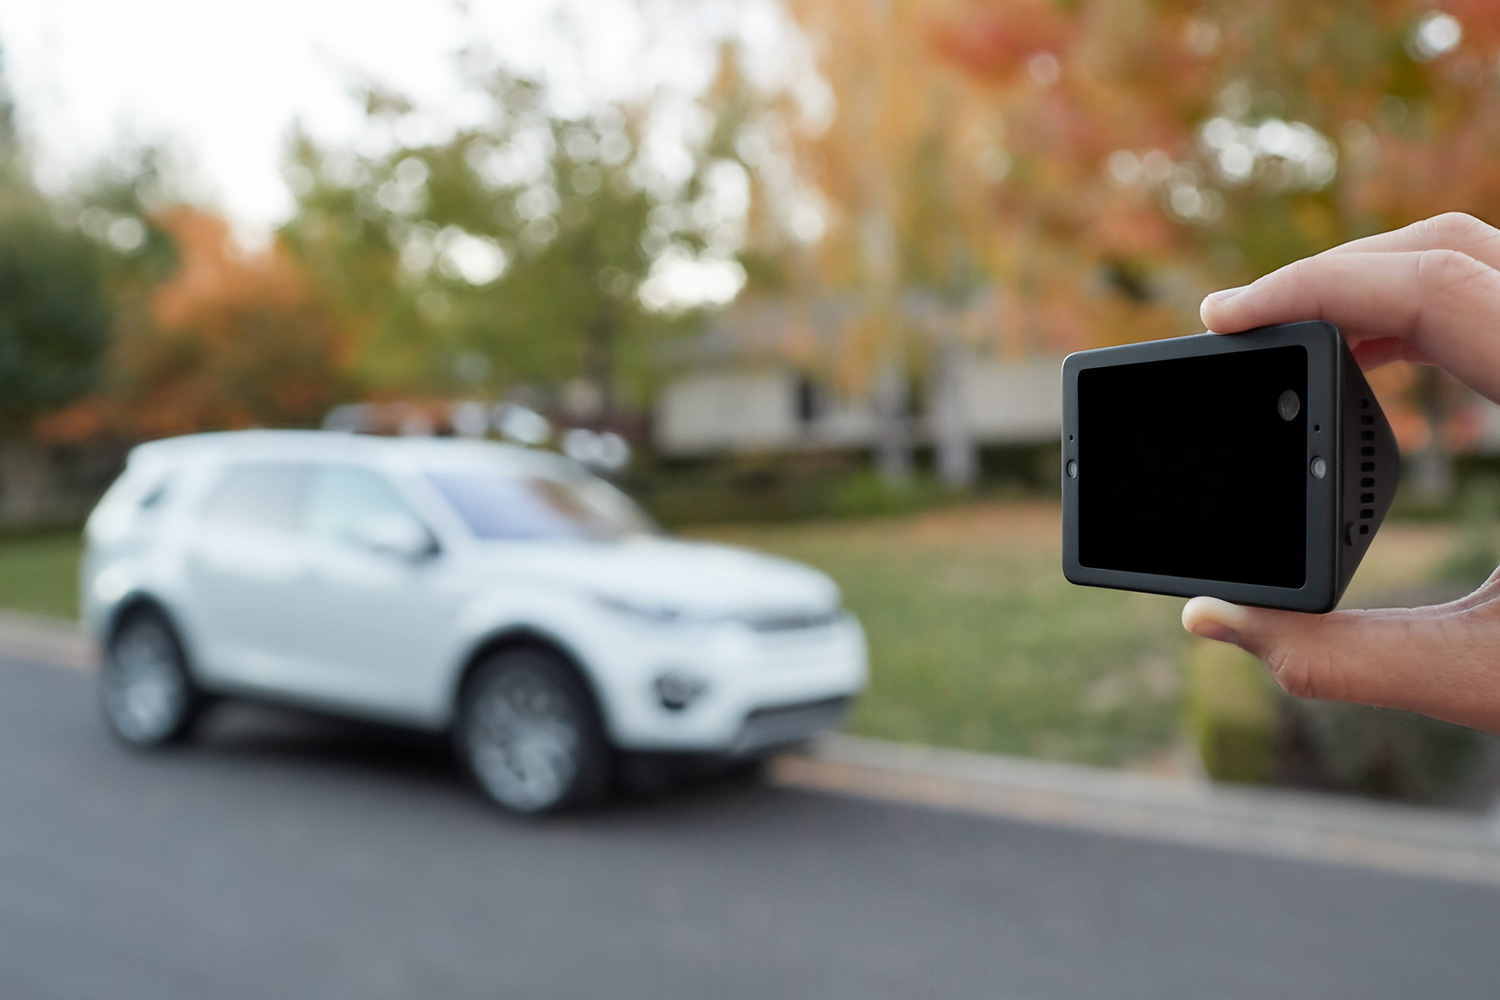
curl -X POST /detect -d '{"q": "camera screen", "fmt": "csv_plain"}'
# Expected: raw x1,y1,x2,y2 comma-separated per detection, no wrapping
1077,345,1308,588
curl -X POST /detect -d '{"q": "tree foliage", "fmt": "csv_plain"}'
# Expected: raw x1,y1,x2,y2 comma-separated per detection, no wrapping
923,0,1500,491
0,192,111,437
133,208,348,433
280,59,751,417
930,0,1500,341
0,46,111,439
37,207,350,447
778,0,1008,360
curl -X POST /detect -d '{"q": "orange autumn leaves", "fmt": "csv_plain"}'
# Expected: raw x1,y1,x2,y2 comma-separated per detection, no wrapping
41,208,350,444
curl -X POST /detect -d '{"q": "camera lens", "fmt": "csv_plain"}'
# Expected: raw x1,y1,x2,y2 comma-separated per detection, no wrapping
1277,389,1301,421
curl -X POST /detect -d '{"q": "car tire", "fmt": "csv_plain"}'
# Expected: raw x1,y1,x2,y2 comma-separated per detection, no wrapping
100,607,204,748
455,647,610,816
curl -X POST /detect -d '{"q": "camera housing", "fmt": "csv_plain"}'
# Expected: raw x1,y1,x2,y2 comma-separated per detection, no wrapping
1061,321,1398,613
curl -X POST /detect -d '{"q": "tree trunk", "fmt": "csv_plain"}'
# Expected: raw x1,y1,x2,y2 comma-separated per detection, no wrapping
930,337,975,488
861,208,912,486
873,353,912,484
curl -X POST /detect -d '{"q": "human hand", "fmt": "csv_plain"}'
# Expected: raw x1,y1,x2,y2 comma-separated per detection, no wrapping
1184,212,1500,732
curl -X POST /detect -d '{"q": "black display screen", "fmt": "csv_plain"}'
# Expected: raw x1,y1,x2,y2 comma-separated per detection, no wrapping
1077,346,1308,587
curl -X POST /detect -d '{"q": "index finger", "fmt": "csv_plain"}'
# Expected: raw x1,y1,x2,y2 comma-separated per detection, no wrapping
1201,213,1500,339
1321,212,1500,272
1200,249,1500,402
1202,251,1422,336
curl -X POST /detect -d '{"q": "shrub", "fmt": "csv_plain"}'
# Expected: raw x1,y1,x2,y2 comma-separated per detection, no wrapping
1276,700,1486,803
1185,638,1489,802
1184,639,1277,785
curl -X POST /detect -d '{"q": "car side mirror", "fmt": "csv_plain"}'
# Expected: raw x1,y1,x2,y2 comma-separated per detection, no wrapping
345,513,439,562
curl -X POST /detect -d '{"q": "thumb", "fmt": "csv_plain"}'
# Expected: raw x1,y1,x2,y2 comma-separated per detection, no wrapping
1181,595,1500,732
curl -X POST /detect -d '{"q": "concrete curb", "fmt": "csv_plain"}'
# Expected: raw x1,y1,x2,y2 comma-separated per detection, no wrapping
773,735,1500,886
3,609,1497,884
0,610,94,671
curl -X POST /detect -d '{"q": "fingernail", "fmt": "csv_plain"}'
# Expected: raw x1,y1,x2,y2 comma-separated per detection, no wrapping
1203,285,1247,306
1182,596,1249,646
1188,620,1240,645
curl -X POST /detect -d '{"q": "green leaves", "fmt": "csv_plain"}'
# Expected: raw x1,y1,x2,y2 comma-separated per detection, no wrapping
279,65,733,411
0,195,110,435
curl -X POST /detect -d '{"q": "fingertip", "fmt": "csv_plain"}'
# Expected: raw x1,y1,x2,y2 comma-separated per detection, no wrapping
1182,596,1249,644
1200,285,1249,333
1204,285,1248,304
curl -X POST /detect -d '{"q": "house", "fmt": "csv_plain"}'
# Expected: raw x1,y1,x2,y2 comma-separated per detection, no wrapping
652,293,1063,458
654,359,1062,456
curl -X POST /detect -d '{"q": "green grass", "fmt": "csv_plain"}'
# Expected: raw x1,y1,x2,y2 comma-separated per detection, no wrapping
698,504,1188,767
0,531,82,620
700,503,1469,769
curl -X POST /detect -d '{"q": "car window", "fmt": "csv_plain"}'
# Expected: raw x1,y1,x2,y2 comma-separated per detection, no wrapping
305,465,420,544
426,467,655,541
199,462,307,533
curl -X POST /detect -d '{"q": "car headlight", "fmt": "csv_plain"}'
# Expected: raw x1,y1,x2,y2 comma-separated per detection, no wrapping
597,595,737,627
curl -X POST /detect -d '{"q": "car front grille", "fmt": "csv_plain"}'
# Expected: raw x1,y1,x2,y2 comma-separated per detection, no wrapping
731,696,853,755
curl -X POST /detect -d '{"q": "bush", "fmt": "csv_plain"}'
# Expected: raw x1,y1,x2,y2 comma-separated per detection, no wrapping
1276,700,1485,803
631,460,965,528
1185,640,1277,785
1185,638,1488,802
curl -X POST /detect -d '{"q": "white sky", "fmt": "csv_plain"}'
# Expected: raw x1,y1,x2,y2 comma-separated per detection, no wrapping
0,0,796,233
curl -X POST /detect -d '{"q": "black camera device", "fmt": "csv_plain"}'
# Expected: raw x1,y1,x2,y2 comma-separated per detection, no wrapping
1061,321,1397,613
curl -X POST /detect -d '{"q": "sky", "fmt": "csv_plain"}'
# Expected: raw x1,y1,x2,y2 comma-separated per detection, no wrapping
0,0,803,234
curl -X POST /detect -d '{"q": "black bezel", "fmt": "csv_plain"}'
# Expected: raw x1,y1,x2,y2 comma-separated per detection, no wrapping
1061,321,1341,613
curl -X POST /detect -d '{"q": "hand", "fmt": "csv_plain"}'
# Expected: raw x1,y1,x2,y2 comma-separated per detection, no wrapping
1184,212,1500,733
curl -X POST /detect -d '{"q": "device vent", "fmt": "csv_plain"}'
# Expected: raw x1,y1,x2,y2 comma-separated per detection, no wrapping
1357,397,1376,531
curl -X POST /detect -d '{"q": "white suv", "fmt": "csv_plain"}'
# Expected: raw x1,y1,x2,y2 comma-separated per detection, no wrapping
81,431,867,813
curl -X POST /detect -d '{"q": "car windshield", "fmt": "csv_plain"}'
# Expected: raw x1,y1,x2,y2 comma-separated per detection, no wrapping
426,466,656,541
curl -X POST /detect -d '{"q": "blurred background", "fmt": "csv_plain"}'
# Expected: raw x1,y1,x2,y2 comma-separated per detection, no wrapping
3,0,1498,799
6,1,1500,996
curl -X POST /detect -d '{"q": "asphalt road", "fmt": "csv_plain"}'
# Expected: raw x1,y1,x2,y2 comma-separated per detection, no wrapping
4,652,1500,1000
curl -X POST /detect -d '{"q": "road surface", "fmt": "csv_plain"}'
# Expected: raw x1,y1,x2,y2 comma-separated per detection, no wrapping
3,650,1499,1000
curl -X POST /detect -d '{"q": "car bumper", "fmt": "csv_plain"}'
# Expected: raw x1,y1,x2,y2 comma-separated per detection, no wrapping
590,614,868,752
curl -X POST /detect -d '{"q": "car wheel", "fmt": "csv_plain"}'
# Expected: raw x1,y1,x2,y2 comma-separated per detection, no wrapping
456,647,609,816
101,608,202,747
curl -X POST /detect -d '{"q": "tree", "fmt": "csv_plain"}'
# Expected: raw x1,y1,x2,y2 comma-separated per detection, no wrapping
280,59,748,422
933,0,1500,497
115,207,349,435
41,202,350,443
771,0,1015,485
0,48,112,519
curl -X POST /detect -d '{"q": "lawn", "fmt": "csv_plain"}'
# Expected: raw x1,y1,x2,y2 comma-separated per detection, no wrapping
0,506,1470,769
0,532,83,620
698,504,1188,767
699,503,1473,768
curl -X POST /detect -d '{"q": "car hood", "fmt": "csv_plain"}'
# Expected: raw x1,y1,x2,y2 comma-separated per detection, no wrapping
472,536,840,616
